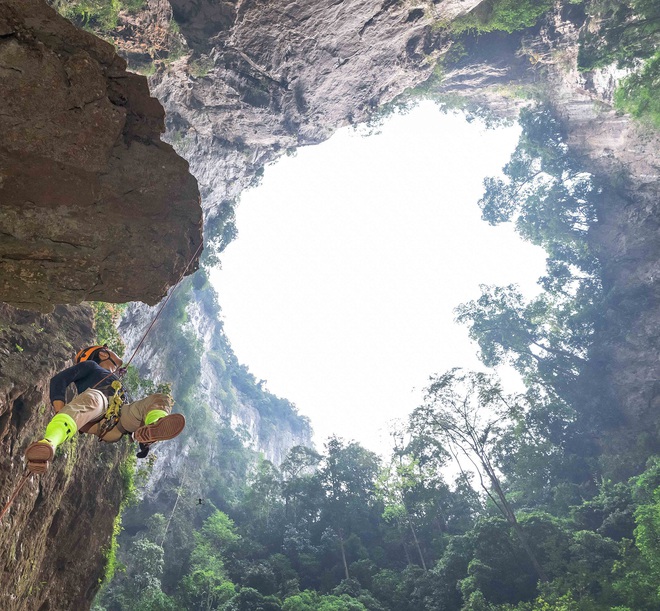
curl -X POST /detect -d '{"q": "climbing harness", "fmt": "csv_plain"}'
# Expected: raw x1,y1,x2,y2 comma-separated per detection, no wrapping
0,240,204,522
97,380,125,440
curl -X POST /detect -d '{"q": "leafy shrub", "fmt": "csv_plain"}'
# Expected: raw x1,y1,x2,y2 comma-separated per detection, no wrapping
451,0,552,34
90,302,127,356
614,51,660,128
53,0,145,31
578,0,660,70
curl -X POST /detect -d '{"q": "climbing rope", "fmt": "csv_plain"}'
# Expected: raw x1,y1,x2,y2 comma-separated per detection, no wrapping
91,239,205,392
0,240,205,522
0,471,31,523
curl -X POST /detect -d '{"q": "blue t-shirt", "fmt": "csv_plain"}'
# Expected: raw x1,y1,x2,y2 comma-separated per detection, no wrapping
49,361,121,404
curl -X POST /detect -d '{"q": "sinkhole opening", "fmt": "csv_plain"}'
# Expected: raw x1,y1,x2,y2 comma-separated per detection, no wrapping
210,101,547,453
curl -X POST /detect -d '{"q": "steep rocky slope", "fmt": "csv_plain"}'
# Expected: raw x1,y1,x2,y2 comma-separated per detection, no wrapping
0,0,203,311
119,280,312,470
543,19,660,456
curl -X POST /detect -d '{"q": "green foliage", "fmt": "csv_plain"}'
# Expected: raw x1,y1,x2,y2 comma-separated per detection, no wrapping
451,0,552,34
52,0,146,32
102,512,125,586
190,56,215,78
282,590,368,611
90,302,127,356
96,419,660,611
122,364,172,401
134,62,157,76
478,106,599,271
578,0,660,70
614,51,660,128
180,511,240,610
456,105,604,418
202,204,239,267
119,452,140,507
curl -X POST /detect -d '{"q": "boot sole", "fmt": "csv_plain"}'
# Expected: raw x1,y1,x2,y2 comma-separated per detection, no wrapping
25,441,54,474
134,413,185,444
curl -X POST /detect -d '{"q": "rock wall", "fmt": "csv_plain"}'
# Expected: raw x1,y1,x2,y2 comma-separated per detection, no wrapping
0,304,129,610
150,0,478,211
548,23,660,462
118,280,313,474
0,0,203,311
460,9,660,456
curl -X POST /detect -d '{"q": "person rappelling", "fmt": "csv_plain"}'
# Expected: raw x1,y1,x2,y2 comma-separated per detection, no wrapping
24,345,186,474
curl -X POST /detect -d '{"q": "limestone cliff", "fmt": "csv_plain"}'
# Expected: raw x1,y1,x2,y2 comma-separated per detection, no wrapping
118,275,312,474
0,0,203,311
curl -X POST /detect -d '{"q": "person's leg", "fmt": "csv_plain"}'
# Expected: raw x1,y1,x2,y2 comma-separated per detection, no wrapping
118,393,185,444
25,389,107,473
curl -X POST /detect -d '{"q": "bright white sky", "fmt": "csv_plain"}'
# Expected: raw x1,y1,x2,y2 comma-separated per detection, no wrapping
210,101,547,457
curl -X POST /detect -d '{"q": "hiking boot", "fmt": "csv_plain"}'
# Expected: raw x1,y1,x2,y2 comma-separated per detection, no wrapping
133,413,185,444
25,440,55,474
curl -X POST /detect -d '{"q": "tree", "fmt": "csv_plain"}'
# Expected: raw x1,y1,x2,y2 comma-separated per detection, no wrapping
243,457,284,536
475,105,602,347
409,368,548,582
179,511,240,610
378,457,429,570
455,284,591,397
281,446,323,524
377,437,458,573
222,587,282,611
282,590,368,611
319,438,382,582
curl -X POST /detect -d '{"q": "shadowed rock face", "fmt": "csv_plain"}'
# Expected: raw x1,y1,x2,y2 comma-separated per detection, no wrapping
0,0,203,311
0,304,128,611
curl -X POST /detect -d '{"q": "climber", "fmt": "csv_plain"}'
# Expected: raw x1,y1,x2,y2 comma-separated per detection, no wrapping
24,345,185,474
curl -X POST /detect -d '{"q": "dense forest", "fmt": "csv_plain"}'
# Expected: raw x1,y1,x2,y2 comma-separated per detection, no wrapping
53,0,660,609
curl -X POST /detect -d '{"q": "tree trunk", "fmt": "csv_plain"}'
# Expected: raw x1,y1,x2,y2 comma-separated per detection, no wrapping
484,461,549,582
402,536,412,565
338,529,350,580
408,519,427,571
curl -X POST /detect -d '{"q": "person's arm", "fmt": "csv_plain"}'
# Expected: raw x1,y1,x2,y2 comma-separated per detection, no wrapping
49,362,91,409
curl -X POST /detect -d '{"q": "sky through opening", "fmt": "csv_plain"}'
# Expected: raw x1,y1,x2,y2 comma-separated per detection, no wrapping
210,101,547,456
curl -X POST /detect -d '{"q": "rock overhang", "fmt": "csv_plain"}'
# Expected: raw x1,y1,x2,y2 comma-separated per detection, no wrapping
0,0,203,311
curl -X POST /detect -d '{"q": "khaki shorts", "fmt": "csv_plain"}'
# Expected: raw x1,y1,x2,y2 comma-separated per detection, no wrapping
60,388,108,430
63,390,172,443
